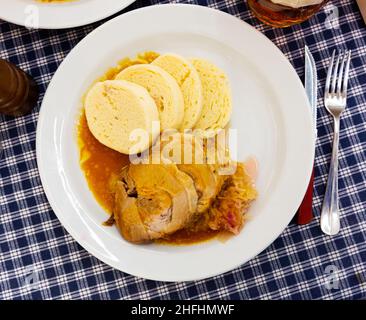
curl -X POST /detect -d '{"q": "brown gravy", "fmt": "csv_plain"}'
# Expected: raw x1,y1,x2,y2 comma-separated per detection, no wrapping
78,112,129,213
158,229,220,245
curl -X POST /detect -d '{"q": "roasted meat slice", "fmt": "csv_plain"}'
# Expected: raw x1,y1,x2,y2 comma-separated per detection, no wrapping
113,181,151,242
158,132,227,214
177,164,225,213
113,164,198,243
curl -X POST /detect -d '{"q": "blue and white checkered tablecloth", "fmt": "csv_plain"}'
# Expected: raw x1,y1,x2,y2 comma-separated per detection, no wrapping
0,0,365,300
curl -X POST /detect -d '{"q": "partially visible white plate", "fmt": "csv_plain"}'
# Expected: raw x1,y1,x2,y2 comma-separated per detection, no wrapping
0,0,136,29
37,4,314,281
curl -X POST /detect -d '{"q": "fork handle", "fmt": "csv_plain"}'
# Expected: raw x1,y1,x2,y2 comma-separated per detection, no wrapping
320,116,340,235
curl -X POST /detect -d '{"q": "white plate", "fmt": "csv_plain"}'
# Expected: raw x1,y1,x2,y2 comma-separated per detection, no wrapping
37,4,314,281
0,0,136,29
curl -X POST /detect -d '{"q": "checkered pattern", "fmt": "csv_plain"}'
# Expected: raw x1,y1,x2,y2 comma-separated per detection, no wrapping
1,0,365,300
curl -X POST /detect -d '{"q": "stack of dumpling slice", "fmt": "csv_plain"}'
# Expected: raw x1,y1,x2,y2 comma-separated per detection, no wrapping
85,53,232,155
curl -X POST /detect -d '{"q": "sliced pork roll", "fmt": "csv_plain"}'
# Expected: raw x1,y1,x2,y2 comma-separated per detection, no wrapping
113,164,198,243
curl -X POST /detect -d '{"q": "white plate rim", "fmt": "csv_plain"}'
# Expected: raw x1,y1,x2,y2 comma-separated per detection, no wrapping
0,0,136,29
36,4,315,282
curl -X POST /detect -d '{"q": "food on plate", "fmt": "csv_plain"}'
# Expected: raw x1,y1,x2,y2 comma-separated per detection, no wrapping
207,162,257,234
111,132,256,243
191,58,232,133
113,164,198,243
116,64,184,130
78,51,256,245
78,112,129,213
84,80,159,154
152,53,203,129
178,163,225,214
157,132,225,214
99,52,159,81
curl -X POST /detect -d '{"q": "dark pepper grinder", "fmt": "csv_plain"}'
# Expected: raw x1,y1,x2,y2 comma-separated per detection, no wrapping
0,58,39,117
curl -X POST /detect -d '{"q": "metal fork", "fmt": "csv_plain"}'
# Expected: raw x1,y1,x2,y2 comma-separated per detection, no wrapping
320,50,351,236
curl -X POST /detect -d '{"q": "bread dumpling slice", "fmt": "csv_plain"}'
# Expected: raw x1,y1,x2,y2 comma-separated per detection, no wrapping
84,80,159,155
191,58,232,133
152,53,203,130
116,64,184,130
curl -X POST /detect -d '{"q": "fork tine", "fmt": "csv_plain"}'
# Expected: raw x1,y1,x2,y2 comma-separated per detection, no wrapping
342,50,352,97
325,50,335,95
336,51,347,94
331,51,341,93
